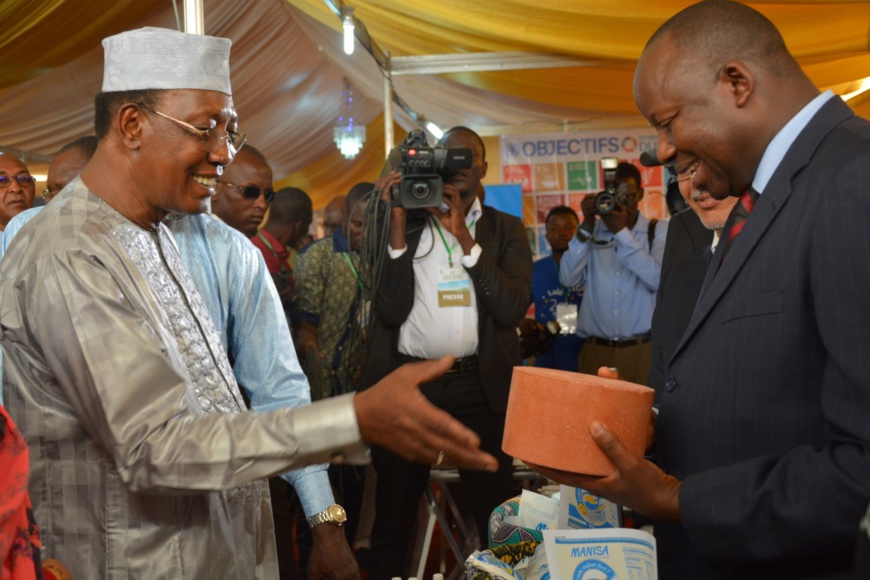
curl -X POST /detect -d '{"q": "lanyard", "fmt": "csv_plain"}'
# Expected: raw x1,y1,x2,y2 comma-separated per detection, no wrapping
431,218,477,268
257,231,280,258
342,252,363,290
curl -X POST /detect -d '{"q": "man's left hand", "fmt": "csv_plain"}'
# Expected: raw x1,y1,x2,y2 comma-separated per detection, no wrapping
307,523,360,580
529,421,681,523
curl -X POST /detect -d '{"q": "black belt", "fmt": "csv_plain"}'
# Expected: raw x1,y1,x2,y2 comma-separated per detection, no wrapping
588,333,651,348
397,354,479,374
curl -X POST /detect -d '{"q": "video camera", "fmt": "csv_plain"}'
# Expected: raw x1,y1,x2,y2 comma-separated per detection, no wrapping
393,130,473,209
593,157,627,215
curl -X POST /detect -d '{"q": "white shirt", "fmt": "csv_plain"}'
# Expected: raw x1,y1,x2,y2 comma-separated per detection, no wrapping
390,198,483,359
711,230,722,253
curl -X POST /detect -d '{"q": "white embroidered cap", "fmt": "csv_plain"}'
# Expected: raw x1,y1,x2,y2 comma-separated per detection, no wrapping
101,27,232,94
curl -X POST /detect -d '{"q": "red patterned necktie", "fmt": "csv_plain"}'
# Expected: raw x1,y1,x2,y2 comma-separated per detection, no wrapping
722,186,759,259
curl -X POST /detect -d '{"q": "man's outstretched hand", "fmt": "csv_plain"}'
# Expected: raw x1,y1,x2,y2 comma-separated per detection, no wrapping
353,356,499,471
529,420,681,523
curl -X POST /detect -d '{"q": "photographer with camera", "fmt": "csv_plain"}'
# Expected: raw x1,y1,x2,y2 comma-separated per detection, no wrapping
361,126,531,580
559,161,667,385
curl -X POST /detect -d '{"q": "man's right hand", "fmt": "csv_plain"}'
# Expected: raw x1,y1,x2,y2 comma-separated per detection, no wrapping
580,193,598,227
294,320,324,364
353,356,499,471
375,172,406,250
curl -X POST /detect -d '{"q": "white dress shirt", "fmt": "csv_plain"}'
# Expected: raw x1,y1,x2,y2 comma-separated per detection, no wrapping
390,198,483,359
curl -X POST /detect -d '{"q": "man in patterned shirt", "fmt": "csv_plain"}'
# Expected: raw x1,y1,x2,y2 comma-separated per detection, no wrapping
293,182,373,402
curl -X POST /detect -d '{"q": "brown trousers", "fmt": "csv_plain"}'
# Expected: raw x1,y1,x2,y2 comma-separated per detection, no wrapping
578,339,653,386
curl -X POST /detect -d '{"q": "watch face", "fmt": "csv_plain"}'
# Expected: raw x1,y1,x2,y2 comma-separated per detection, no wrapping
328,504,347,523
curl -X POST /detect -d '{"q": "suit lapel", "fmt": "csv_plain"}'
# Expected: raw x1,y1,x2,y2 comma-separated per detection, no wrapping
668,97,854,365
475,206,493,251
473,207,493,315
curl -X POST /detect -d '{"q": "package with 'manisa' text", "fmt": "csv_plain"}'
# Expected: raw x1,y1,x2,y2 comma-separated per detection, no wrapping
557,485,621,529
543,528,657,580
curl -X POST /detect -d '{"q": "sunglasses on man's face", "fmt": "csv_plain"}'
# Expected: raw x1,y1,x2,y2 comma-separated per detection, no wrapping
218,181,275,204
0,174,35,189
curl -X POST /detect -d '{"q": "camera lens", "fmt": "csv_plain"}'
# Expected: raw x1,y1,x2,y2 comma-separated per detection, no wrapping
595,192,615,215
412,181,430,199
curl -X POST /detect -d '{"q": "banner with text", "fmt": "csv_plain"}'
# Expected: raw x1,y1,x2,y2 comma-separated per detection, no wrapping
500,130,668,258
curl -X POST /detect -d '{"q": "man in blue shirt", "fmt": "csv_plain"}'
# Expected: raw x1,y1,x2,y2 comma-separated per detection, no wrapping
528,205,584,370
559,162,667,385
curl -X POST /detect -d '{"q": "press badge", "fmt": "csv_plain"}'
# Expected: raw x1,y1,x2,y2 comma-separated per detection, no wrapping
437,266,472,307
556,303,578,335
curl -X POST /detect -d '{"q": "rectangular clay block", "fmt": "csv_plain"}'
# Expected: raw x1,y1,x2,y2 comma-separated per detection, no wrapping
502,367,654,476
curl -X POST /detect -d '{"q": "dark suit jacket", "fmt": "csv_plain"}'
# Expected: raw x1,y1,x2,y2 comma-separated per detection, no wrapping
648,244,711,404
659,207,713,277
361,205,532,414
652,97,870,579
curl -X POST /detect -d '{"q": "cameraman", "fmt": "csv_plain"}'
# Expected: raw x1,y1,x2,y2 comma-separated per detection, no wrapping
362,127,531,580
559,162,667,385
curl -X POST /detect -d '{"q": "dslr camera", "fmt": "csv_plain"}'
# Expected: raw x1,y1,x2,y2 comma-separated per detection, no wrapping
393,130,473,209
516,319,561,360
593,157,627,215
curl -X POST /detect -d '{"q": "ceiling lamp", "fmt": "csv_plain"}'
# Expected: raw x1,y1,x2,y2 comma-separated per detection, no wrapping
334,79,365,159
341,6,355,55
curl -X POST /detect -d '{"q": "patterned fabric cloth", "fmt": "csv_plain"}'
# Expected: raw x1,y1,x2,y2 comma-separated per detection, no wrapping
488,496,544,548
0,406,42,580
293,229,366,401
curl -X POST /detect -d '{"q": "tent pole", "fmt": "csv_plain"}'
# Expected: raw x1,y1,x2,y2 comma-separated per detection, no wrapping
383,52,393,160
183,0,205,34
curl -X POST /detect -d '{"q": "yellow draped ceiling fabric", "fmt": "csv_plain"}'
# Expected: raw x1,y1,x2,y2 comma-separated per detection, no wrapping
0,0,167,89
290,0,870,117
0,0,385,181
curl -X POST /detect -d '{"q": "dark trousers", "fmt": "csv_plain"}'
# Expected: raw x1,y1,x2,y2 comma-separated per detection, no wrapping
367,370,515,580
857,528,870,579
269,477,299,580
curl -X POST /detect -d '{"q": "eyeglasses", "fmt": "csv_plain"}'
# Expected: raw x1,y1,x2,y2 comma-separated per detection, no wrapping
217,181,275,204
137,103,247,153
665,160,698,183
0,174,35,189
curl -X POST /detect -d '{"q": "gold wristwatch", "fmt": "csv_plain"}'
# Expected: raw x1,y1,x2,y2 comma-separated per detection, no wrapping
308,504,347,528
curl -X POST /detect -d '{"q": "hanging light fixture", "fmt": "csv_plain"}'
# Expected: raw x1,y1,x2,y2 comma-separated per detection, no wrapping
341,5,355,55
333,78,366,159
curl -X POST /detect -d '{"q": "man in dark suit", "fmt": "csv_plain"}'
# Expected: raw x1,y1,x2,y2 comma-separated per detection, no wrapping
362,126,532,580
532,2,870,578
